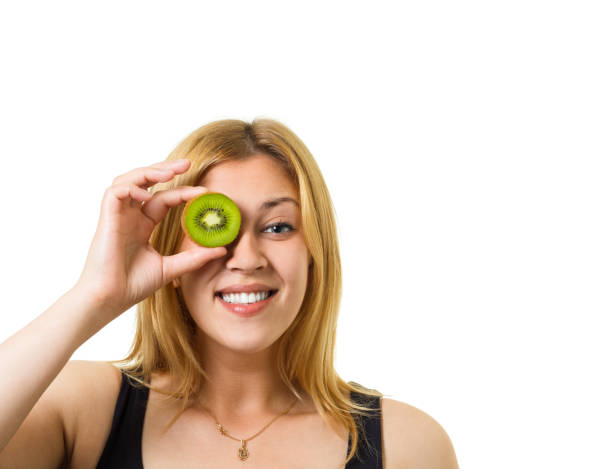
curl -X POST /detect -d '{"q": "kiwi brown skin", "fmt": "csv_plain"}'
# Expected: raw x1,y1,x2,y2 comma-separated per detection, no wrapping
181,192,242,248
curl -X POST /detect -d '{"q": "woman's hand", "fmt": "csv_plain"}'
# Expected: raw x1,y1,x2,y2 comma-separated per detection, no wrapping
75,159,226,324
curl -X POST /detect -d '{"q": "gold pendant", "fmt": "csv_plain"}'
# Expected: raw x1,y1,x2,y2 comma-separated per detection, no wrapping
238,440,249,461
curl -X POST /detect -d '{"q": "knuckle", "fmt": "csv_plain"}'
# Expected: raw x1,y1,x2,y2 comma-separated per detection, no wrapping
105,184,126,198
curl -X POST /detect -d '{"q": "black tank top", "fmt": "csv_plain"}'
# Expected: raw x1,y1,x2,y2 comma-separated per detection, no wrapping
96,371,383,468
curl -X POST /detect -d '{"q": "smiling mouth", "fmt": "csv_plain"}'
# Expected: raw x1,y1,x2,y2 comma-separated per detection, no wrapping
214,290,279,304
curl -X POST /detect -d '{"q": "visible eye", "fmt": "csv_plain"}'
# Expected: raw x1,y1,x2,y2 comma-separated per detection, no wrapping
263,222,294,234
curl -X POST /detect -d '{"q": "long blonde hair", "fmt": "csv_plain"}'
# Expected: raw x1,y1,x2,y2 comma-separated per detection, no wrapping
107,118,385,466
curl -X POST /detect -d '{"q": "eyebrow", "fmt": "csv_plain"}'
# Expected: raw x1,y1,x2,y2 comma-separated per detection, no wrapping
258,197,300,211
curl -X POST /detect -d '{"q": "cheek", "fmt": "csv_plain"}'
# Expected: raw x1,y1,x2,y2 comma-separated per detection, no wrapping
272,243,310,286
180,256,224,296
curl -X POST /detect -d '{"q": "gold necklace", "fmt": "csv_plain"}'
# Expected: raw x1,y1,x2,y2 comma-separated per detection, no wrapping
197,397,299,461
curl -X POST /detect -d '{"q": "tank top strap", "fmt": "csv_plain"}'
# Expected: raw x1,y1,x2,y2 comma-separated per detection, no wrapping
345,387,383,468
95,370,149,469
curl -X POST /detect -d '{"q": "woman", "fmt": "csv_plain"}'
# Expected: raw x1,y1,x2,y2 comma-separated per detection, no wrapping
0,118,459,468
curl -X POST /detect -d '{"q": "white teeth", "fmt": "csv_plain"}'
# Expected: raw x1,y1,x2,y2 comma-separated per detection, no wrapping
220,291,272,304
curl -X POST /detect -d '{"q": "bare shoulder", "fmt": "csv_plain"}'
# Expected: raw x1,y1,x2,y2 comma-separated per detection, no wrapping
55,360,122,426
52,360,122,463
381,397,459,469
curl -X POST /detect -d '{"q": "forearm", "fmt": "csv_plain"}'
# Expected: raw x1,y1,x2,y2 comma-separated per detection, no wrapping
0,286,105,450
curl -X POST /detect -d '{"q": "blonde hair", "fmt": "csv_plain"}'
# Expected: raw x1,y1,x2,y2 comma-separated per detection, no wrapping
107,118,385,466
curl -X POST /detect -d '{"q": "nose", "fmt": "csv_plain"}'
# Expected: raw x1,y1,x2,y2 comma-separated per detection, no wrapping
224,228,267,273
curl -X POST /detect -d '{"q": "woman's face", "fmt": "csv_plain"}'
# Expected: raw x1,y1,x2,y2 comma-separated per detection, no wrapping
175,153,311,353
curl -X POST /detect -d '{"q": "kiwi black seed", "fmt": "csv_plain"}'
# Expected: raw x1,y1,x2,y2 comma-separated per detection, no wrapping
181,192,241,247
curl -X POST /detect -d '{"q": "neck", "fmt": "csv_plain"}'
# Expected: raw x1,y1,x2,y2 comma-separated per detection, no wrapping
192,332,304,425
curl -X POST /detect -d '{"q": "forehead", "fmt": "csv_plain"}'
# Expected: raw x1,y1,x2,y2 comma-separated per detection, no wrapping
199,154,298,209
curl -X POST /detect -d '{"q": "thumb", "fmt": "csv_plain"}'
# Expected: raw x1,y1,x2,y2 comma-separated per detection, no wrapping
162,247,227,284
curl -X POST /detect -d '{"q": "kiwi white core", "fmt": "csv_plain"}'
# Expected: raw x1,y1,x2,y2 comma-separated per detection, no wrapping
202,210,223,228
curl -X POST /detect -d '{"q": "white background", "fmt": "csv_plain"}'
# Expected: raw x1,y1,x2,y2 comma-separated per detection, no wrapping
1,1,610,468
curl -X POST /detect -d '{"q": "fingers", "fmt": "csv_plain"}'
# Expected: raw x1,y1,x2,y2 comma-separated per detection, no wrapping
142,185,209,225
112,159,192,190
106,184,154,204
104,159,195,212
162,246,227,285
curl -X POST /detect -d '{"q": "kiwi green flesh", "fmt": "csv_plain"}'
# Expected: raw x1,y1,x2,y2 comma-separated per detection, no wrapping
184,193,241,247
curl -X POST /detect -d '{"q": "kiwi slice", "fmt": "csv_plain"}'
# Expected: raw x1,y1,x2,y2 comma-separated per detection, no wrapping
181,192,241,247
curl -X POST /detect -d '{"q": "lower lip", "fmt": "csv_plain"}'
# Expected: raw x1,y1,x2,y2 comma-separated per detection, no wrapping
216,292,277,318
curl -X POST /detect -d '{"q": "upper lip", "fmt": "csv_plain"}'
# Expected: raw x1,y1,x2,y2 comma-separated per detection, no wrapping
216,283,277,294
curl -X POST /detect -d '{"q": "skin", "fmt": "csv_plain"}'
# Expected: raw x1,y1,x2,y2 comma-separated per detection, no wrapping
171,153,313,429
